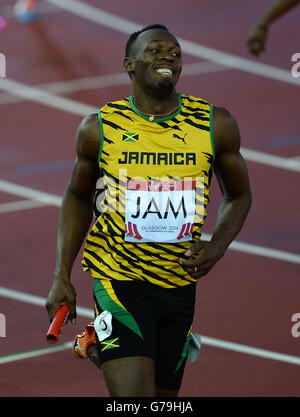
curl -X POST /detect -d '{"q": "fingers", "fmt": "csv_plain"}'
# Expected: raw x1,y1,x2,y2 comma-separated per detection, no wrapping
47,302,77,326
45,298,58,323
180,257,211,278
180,251,209,278
45,283,77,326
248,42,263,55
183,240,209,258
247,36,266,56
248,41,265,56
246,24,267,57
180,240,217,278
67,303,77,325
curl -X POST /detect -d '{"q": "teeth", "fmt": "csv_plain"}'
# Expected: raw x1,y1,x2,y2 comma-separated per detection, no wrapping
156,68,172,75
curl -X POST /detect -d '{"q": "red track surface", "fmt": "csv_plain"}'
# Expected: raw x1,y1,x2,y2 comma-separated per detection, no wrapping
0,0,299,397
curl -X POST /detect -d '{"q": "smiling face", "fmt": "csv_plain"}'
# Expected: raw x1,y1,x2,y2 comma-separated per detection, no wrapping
125,29,182,94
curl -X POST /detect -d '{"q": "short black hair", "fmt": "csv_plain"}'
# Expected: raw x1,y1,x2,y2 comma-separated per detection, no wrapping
125,24,169,58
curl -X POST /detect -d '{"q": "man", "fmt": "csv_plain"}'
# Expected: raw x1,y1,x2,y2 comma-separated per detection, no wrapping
247,0,300,56
46,24,252,397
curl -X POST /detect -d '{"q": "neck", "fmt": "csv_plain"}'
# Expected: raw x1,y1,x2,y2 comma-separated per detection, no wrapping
132,89,179,116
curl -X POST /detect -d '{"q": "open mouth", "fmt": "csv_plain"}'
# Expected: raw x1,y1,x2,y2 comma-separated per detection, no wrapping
154,68,174,78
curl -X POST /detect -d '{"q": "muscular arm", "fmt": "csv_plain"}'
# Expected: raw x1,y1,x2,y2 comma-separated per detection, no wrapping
209,106,252,255
180,106,252,278
46,114,100,323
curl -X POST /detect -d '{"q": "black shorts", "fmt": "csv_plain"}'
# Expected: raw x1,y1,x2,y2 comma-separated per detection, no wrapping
93,278,196,391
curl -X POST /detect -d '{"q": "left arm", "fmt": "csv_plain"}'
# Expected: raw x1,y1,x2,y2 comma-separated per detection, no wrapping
209,106,252,255
180,106,252,278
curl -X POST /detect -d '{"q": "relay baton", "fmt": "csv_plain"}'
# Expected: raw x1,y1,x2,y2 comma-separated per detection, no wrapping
46,305,69,344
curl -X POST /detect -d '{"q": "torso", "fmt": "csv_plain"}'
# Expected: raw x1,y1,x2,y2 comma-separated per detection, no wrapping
82,93,216,288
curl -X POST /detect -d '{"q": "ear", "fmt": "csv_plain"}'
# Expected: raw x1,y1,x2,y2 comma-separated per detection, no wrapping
124,57,135,74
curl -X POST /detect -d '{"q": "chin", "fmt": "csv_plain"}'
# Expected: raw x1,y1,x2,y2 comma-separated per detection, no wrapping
157,80,176,91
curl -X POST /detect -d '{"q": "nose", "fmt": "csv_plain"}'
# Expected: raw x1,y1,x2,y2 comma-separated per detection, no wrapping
158,49,175,62
159,55,174,63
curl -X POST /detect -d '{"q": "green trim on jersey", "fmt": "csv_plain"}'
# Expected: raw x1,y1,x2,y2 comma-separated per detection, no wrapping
209,104,215,161
129,92,182,123
97,109,104,162
83,94,214,289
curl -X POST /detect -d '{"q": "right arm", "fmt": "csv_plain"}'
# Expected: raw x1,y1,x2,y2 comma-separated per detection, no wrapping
247,0,300,56
45,114,100,324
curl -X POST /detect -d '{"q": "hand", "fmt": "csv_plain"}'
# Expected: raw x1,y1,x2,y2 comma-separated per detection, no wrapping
246,24,268,56
180,240,222,279
45,275,77,325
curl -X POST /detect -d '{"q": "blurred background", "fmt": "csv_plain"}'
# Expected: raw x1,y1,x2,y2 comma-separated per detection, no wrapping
0,0,299,397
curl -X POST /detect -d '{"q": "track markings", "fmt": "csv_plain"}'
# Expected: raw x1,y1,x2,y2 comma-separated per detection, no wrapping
0,342,73,365
0,0,299,372
201,336,300,366
201,233,300,265
0,286,93,318
0,78,94,117
0,199,47,213
0,179,62,207
0,61,229,106
1,286,300,366
240,148,300,172
0,179,299,264
1,78,300,173
47,0,300,86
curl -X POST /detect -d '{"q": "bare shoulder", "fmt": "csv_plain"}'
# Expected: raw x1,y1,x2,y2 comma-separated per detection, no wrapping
76,113,100,162
212,105,241,156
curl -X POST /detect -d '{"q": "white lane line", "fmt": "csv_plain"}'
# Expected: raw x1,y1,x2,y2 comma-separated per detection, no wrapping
0,199,49,213
0,78,95,117
1,286,300,366
41,72,128,95
201,336,300,366
180,38,300,86
228,240,300,265
0,179,299,264
0,1,298,371
0,61,229,106
241,148,300,172
0,342,73,365
0,286,93,318
0,179,62,207
200,232,300,265
47,0,300,86
1,337,300,366
181,61,229,77
1,78,300,174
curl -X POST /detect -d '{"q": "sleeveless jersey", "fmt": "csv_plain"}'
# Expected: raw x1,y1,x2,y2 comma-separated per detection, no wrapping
82,93,215,288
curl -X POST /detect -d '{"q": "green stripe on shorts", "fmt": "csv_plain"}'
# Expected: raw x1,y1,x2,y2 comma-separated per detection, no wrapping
173,329,192,373
94,279,144,339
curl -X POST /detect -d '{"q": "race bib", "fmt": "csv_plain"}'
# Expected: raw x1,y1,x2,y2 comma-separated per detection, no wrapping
94,310,112,342
125,179,196,243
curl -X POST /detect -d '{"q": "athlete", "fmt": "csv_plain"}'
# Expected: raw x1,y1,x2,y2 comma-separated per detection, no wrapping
45,24,252,397
247,0,300,56
14,0,38,23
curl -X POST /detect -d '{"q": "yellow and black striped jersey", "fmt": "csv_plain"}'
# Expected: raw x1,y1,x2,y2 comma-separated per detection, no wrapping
82,93,215,288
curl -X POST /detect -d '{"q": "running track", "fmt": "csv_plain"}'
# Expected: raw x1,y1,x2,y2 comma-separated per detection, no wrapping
0,0,299,397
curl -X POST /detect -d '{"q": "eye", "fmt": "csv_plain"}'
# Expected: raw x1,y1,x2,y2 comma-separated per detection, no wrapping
151,48,159,53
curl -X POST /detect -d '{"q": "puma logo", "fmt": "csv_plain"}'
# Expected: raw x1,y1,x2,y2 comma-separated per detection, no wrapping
173,133,187,144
